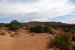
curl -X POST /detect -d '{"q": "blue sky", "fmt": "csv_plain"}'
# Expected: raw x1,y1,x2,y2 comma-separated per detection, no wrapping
0,0,75,23
0,17,13,23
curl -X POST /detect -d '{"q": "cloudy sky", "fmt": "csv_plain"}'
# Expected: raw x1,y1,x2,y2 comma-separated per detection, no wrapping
0,0,75,23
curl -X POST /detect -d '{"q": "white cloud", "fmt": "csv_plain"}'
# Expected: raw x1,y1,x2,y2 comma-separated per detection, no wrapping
0,0,75,23
62,17,75,24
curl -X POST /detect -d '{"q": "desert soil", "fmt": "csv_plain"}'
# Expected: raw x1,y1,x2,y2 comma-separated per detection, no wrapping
0,29,53,50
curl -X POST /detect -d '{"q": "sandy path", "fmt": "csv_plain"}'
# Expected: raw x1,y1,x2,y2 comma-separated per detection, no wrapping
0,31,53,50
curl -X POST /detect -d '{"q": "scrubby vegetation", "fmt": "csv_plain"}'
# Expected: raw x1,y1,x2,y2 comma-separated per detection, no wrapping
29,24,52,33
0,20,75,50
72,34,75,41
8,20,22,31
62,28,72,32
0,20,75,33
47,34,73,50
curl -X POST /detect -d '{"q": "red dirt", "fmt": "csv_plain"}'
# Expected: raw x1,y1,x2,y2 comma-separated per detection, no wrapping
0,29,53,50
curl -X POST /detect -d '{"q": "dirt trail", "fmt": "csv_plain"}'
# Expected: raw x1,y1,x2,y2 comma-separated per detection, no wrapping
0,30,53,50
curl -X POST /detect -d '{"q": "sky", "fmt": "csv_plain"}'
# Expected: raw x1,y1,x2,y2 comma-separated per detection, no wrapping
0,0,75,24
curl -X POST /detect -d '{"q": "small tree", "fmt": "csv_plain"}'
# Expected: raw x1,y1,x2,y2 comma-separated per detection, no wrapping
9,20,22,31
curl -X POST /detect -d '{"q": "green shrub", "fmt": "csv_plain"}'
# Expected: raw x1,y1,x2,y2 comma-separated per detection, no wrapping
9,20,22,31
43,24,51,33
29,26,43,33
29,24,51,33
63,28,71,32
48,34,73,50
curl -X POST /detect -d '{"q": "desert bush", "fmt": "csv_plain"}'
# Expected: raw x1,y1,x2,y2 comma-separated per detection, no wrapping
9,20,22,31
43,24,51,33
47,34,73,50
72,46,75,50
0,32,5,35
72,34,75,41
29,26,43,33
0,23,6,29
29,24,51,33
62,28,71,32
